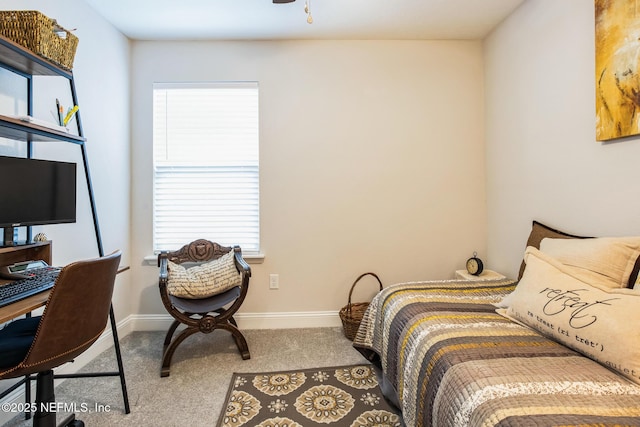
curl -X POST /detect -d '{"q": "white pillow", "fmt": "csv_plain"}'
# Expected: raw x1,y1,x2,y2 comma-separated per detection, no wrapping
540,236,640,288
167,250,242,299
499,247,640,385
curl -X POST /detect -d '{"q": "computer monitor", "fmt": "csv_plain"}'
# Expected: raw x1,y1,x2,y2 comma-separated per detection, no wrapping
0,156,77,246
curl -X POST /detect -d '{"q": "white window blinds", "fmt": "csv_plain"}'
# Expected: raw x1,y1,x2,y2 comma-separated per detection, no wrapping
153,82,259,253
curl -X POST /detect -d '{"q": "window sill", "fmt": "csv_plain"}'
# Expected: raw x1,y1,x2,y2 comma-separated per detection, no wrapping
143,252,265,266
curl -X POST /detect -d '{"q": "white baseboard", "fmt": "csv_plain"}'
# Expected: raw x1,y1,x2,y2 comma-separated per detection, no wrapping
0,310,341,424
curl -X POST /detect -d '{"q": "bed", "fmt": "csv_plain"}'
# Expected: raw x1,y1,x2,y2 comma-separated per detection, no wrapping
353,222,640,427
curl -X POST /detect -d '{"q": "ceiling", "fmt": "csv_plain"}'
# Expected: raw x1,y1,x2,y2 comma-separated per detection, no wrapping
82,0,526,41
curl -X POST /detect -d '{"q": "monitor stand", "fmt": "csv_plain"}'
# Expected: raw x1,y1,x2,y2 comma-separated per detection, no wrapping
2,226,19,247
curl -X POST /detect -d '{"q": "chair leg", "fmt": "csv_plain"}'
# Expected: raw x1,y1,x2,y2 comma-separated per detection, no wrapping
161,327,200,378
224,322,251,360
163,319,182,350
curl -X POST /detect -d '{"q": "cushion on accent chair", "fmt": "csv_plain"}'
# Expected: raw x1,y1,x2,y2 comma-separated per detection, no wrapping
167,250,242,299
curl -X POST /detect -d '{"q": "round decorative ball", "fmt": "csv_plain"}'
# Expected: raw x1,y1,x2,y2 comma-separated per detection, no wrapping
34,232,48,242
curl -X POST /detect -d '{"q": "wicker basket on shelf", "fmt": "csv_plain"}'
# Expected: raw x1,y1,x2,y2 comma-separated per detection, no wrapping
339,272,383,341
0,10,78,70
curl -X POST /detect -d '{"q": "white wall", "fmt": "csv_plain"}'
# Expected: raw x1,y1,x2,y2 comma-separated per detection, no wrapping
0,0,132,322
130,40,488,319
484,0,640,278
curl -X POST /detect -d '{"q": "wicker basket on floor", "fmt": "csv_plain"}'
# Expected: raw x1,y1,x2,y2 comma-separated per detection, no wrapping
339,272,383,341
0,10,78,70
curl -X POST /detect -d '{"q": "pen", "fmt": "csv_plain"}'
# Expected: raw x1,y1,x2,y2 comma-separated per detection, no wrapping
55,98,63,125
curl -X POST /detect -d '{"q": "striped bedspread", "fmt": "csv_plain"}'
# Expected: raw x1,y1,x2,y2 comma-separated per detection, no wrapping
352,279,640,427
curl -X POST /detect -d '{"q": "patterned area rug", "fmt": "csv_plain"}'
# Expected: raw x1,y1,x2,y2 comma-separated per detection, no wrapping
217,364,403,427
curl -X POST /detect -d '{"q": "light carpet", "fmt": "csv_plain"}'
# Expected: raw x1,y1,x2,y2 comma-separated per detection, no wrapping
2,328,378,426
217,364,401,427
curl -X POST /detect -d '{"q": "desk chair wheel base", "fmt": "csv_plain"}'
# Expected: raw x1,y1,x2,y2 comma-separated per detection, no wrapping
57,415,84,427
31,370,85,427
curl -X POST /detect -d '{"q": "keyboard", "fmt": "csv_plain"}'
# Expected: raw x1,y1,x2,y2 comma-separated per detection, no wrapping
0,267,61,309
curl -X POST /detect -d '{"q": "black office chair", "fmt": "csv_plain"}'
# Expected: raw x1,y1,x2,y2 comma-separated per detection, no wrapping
158,239,251,377
0,250,121,427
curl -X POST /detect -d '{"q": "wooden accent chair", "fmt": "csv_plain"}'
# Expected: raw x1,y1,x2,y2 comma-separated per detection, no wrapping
157,239,251,377
0,250,121,427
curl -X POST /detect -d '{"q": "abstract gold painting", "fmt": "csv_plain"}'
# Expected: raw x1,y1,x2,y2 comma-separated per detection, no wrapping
595,0,640,141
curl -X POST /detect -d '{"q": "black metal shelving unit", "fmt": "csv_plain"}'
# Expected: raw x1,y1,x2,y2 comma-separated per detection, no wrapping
0,34,130,415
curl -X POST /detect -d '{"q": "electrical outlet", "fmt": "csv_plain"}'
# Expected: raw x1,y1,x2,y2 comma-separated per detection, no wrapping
269,274,279,290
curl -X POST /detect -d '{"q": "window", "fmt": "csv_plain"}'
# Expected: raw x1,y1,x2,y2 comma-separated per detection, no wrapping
153,82,259,253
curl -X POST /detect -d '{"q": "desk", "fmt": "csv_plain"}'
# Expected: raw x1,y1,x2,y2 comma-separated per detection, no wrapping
0,241,53,323
0,242,130,415
0,265,130,324
0,292,48,324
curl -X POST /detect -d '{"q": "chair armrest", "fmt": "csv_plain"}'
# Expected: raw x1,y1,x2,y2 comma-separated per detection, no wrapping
158,251,169,282
233,246,251,278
